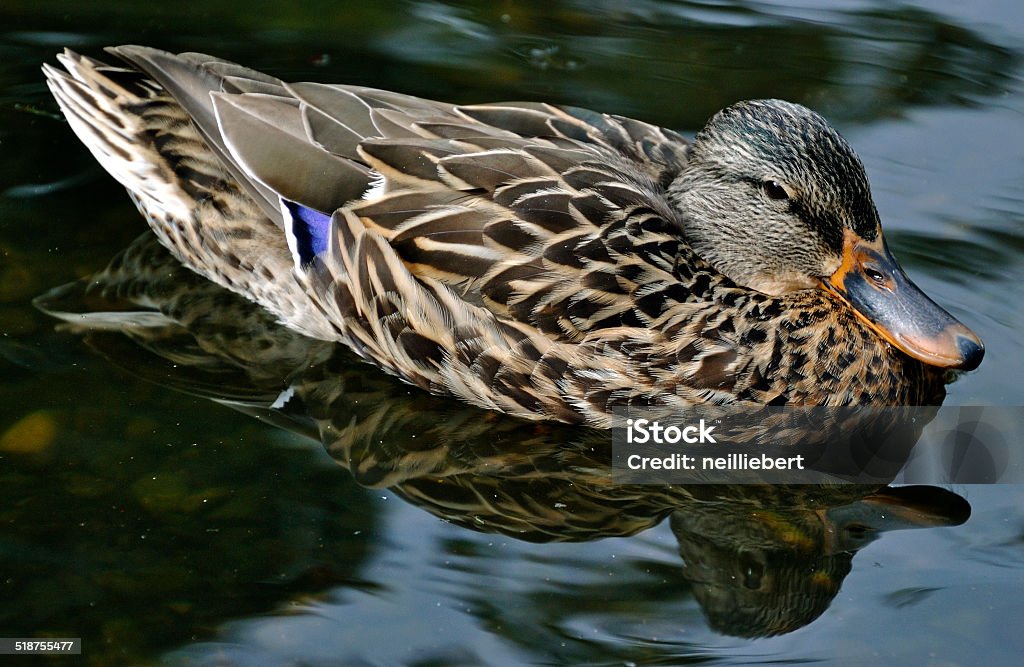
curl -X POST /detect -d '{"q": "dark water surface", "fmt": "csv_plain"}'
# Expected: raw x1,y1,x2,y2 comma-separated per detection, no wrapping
1,1,1023,665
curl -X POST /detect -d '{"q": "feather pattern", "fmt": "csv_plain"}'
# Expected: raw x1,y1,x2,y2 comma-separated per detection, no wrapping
42,47,948,427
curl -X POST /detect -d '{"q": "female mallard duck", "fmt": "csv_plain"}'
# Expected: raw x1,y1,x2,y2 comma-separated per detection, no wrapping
43,47,983,426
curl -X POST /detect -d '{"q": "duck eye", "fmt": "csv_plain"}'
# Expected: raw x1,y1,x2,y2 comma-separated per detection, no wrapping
762,180,790,201
864,268,885,284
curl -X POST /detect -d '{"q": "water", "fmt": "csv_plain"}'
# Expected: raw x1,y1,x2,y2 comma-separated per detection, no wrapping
1,1,1023,664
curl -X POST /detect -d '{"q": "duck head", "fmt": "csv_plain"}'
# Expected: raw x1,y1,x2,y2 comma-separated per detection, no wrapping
669,99,983,371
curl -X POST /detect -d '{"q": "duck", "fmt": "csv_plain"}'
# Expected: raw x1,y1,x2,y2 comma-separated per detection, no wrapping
42,46,983,427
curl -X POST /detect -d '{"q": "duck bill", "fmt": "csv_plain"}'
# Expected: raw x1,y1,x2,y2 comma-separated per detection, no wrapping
823,230,984,370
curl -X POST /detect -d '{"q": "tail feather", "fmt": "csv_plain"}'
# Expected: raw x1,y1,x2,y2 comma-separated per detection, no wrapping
43,49,338,341
44,53,190,223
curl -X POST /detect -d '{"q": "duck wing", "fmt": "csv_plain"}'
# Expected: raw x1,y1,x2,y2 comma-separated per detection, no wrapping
113,48,702,343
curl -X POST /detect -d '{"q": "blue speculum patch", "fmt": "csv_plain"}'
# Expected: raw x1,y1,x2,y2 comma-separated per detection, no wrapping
283,200,331,265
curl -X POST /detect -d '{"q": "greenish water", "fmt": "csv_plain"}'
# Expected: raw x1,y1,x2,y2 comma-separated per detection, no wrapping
1,1,1023,665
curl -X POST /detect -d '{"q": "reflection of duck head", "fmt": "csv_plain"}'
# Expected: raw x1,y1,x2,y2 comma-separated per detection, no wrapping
671,486,969,637
36,234,970,637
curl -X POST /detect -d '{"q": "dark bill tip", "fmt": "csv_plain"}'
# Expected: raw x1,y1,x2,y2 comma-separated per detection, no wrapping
956,333,985,372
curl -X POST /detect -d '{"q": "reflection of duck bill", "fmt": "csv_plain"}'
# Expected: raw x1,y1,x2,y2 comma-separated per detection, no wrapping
823,485,971,552
824,230,984,370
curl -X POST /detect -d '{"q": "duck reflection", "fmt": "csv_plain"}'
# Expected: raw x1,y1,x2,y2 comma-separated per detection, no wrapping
36,234,970,638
